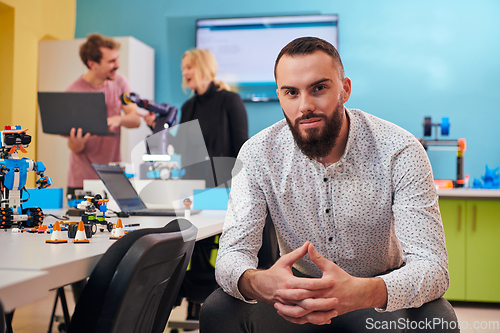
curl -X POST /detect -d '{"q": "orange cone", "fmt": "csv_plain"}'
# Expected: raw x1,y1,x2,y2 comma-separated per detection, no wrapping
74,221,90,243
110,219,125,239
46,221,68,243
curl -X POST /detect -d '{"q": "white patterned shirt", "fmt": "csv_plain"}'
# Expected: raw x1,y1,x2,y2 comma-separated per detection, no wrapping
215,108,449,312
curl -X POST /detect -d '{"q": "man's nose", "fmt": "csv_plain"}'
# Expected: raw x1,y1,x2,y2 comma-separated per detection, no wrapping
299,94,315,114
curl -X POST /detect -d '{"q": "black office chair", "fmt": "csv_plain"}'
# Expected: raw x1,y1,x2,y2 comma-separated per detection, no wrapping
66,218,197,333
257,212,280,269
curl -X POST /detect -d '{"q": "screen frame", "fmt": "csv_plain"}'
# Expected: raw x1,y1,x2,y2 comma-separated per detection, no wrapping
195,13,339,102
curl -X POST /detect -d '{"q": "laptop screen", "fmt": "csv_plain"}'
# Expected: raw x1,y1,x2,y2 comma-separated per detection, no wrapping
92,164,147,212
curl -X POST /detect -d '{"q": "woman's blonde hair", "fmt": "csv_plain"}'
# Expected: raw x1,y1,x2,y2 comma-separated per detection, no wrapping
182,48,230,92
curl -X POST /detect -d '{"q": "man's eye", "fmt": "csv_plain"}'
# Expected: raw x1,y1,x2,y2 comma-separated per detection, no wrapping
286,90,298,96
314,85,326,92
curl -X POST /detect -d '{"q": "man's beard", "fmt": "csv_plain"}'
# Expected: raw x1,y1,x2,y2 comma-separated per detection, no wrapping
285,101,344,159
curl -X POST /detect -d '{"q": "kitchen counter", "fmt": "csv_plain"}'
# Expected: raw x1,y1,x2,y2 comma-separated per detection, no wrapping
437,188,500,199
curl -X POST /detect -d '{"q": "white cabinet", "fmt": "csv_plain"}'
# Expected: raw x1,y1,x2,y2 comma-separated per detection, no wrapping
37,36,154,194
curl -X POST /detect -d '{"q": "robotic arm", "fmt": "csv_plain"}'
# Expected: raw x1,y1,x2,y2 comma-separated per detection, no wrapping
34,161,52,189
121,92,178,129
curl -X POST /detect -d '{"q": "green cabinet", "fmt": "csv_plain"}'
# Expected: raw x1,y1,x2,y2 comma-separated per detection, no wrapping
439,199,466,300
439,198,500,302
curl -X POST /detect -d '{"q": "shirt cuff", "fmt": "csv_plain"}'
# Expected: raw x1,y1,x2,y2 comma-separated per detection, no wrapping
378,274,403,312
219,263,258,304
234,266,259,304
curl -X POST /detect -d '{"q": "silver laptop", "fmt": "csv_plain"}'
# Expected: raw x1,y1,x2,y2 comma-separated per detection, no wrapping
92,164,200,216
38,92,118,136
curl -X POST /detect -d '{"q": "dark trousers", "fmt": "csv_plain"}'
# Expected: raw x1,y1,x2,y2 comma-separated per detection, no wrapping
200,288,460,333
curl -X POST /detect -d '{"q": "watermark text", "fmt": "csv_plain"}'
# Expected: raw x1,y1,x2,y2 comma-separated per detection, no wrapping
366,317,499,330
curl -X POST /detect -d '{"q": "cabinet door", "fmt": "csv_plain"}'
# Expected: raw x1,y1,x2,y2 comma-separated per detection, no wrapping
466,200,500,302
439,199,466,300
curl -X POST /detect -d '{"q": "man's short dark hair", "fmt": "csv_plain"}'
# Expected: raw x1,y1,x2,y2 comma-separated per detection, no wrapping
79,33,120,69
274,37,344,79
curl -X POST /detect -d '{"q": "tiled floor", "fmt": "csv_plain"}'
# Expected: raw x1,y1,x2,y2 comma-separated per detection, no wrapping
7,291,499,332
8,288,198,333
450,302,500,333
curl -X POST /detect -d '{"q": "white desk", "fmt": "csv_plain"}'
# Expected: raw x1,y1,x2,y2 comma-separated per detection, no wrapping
0,209,226,312
0,270,49,312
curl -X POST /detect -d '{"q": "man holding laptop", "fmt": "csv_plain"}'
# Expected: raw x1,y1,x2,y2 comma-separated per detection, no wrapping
65,33,141,197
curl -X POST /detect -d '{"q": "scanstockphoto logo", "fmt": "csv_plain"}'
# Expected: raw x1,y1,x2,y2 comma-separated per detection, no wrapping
366,317,500,330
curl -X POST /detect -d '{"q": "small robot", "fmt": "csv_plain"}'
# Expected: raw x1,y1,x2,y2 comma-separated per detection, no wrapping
0,126,52,229
77,194,113,234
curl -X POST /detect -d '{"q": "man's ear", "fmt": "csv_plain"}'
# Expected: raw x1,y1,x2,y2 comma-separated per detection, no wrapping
87,60,96,70
342,77,352,103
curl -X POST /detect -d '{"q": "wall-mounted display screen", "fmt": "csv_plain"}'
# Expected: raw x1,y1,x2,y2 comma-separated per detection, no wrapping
196,14,339,102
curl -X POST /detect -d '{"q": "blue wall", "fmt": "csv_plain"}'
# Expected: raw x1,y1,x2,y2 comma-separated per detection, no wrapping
75,0,500,182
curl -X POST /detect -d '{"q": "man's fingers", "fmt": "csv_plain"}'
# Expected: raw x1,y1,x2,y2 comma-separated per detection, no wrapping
277,310,338,326
296,297,338,312
303,308,338,325
276,285,335,301
274,302,311,318
277,241,310,268
308,243,335,272
277,313,308,325
275,297,337,317
275,301,338,326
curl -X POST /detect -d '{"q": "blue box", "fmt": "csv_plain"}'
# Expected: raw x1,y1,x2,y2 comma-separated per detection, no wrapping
22,188,63,209
193,188,230,210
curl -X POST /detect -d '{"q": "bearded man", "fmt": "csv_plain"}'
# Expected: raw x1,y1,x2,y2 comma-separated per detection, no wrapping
200,37,459,333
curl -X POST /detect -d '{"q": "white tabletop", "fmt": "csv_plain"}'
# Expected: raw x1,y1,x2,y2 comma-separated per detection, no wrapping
0,209,226,311
0,270,49,312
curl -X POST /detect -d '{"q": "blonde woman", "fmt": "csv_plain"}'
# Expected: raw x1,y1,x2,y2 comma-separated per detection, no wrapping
175,48,248,321
180,48,248,159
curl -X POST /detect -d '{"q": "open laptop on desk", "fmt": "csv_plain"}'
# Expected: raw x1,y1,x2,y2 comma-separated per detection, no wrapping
92,164,200,216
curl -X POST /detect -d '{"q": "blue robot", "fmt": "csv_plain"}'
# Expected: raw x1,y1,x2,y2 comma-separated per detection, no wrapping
0,125,52,229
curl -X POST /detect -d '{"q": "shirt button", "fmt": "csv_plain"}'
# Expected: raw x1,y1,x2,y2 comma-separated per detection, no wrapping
328,237,333,241
325,208,330,213
323,178,328,182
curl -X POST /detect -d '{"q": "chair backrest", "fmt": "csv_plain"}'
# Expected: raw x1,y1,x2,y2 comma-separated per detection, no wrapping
257,210,280,269
67,218,197,333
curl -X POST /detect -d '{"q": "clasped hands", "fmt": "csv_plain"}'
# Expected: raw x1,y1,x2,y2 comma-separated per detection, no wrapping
239,241,387,325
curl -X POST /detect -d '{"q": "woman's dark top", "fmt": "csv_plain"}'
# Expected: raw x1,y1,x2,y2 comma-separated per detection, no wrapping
180,81,248,158
176,84,248,305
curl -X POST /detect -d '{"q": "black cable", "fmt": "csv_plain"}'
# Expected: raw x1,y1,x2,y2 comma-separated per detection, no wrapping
21,186,30,203
44,214,70,220
109,209,129,218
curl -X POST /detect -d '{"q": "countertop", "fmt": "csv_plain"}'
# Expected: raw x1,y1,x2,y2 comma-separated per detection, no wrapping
437,188,500,199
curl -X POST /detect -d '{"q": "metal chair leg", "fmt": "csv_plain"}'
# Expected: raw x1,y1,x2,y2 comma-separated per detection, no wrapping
48,288,70,333
5,310,14,333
